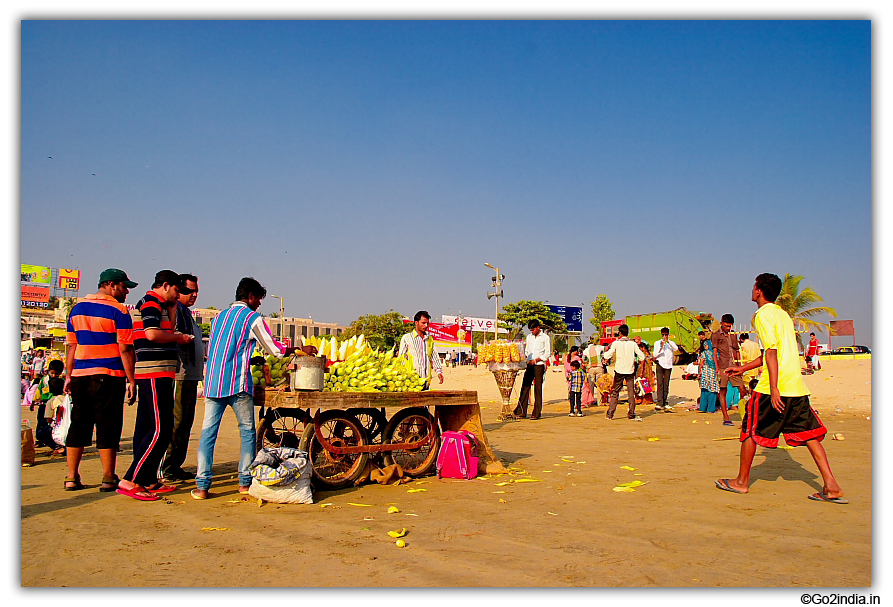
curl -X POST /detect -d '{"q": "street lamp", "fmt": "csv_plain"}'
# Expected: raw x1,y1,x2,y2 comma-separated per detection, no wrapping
270,295,284,338
484,263,504,342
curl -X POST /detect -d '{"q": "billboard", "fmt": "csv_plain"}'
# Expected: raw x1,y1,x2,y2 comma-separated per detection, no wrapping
547,305,584,332
21,286,50,308
403,320,473,350
58,268,81,290
441,315,508,334
21,264,51,284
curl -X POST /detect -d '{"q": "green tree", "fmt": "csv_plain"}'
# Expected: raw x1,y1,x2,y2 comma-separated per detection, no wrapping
588,294,615,336
339,310,413,351
774,274,838,347
200,323,211,338
48,296,60,310
498,300,567,339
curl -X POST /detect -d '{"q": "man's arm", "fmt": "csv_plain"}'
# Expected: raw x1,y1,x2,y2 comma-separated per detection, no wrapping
668,340,678,352
119,343,136,404
63,344,77,394
723,354,763,376
397,333,410,359
430,339,444,383
764,348,784,413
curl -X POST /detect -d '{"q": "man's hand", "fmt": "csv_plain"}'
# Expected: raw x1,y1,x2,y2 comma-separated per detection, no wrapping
723,366,744,377
63,376,71,395
301,345,317,356
175,332,194,345
770,387,785,413
125,381,136,405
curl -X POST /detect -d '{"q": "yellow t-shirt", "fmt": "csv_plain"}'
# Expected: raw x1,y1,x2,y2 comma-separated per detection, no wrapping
739,339,762,383
753,303,809,397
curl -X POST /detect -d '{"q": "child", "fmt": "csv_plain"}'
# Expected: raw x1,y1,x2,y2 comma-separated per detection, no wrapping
567,360,585,417
33,360,65,452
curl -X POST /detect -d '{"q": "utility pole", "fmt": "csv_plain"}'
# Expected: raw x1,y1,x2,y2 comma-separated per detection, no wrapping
484,263,504,342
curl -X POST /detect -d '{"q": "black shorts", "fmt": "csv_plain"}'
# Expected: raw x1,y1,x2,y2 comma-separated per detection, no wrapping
740,392,826,448
66,375,126,449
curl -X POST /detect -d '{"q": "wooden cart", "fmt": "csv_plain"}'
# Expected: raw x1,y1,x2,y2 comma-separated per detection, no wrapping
256,390,505,489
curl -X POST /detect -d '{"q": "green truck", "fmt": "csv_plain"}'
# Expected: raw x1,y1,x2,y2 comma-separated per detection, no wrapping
604,308,714,365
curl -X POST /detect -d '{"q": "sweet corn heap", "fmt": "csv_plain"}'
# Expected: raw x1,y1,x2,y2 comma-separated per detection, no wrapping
477,340,523,364
250,353,291,389
304,334,427,393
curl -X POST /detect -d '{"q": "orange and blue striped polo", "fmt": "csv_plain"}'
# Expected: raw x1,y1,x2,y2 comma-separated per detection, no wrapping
66,293,134,377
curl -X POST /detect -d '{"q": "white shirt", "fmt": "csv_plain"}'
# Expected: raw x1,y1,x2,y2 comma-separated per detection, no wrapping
525,332,551,365
652,338,679,370
602,337,645,375
583,343,604,362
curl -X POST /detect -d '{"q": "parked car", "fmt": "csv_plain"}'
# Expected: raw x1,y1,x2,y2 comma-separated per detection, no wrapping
824,345,871,355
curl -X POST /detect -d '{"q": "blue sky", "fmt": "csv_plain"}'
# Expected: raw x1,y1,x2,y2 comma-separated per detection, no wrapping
19,20,871,343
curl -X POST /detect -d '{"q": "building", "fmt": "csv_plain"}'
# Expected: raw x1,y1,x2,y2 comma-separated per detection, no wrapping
189,308,347,345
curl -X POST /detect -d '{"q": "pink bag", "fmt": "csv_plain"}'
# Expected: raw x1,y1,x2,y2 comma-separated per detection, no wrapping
436,430,479,480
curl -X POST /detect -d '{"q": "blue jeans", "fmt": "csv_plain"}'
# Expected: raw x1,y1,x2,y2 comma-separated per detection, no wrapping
195,392,256,490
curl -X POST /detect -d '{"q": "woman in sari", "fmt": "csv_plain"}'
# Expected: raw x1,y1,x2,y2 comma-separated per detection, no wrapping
697,331,719,412
634,342,656,407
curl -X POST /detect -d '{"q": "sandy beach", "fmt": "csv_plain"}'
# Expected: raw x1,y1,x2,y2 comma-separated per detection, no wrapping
21,357,871,587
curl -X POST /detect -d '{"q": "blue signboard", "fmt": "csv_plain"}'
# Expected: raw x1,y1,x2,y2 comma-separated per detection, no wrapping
547,305,583,332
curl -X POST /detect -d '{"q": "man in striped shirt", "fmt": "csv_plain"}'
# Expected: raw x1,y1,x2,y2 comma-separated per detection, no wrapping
398,311,444,389
117,270,194,501
63,268,137,492
191,277,315,500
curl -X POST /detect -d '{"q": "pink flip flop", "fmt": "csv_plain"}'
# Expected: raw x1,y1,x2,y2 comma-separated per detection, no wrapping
116,486,160,501
145,483,177,493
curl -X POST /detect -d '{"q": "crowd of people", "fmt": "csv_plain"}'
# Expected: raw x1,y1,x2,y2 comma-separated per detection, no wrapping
25,270,845,505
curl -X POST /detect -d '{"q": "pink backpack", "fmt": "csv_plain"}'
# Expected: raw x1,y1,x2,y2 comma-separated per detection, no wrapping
436,430,479,480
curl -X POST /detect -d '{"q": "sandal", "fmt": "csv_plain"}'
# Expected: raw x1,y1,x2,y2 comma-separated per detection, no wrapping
99,475,120,492
116,485,160,501
144,483,176,493
64,476,85,491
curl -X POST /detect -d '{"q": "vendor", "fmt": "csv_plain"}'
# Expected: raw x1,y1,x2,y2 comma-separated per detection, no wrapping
398,311,444,389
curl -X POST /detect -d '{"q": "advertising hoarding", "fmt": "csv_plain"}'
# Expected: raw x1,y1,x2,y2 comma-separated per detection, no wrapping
58,268,81,290
441,315,508,334
21,285,50,308
547,305,584,332
21,264,51,284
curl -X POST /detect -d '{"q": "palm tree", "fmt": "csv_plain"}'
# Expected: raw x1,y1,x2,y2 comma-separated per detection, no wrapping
775,274,838,347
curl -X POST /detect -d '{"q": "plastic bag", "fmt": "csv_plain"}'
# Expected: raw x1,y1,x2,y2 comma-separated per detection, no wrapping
51,394,72,447
247,447,313,504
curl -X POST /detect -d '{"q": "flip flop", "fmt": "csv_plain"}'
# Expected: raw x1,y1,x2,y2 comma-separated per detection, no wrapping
723,421,734,426
116,486,160,501
145,483,177,493
808,492,849,504
714,479,746,494
190,489,208,500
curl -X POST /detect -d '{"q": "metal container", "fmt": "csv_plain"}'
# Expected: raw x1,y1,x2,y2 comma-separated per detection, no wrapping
289,355,327,391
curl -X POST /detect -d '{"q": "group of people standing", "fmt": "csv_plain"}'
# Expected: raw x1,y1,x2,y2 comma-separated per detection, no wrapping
61,268,313,501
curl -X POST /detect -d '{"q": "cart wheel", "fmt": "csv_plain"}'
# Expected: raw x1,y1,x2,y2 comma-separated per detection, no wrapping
257,408,309,451
299,410,370,490
347,407,387,443
382,407,440,478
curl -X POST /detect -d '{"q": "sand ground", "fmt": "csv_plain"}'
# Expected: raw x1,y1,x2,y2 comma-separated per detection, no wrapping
20,357,871,587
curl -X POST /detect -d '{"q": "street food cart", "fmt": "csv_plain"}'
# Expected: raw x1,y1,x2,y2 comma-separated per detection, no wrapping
257,389,505,489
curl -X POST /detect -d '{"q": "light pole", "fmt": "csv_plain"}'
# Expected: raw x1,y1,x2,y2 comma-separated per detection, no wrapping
270,295,284,339
484,263,504,342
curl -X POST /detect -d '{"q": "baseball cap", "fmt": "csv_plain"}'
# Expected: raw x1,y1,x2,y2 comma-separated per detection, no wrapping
98,268,138,288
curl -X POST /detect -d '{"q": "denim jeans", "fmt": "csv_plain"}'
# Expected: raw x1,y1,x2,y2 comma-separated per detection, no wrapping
195,391,256,490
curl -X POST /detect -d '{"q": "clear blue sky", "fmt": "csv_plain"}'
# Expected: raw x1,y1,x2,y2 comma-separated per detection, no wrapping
20,20,871,343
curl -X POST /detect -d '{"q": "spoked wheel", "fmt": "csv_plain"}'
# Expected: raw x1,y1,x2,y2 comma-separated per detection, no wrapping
382,407,440,478
347,407,387,443
299,410,370,490
256,408,310,451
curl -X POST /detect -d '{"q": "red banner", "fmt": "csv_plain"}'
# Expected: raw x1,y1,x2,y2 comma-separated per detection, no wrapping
21,286,50,303
402,321,472,347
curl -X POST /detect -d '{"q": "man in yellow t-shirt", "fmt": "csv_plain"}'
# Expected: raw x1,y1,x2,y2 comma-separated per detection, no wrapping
737,333,762,392
715,273,846,504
